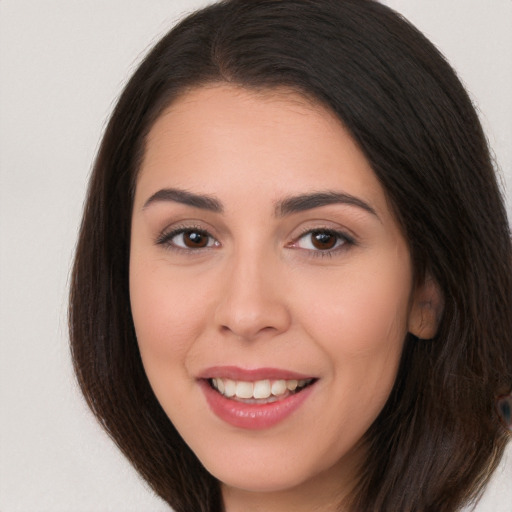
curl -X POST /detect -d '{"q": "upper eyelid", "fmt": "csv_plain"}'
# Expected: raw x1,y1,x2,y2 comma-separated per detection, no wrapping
290,229,355,259
156,225,218,246
154,223,356,250
293,226,356,243
157,219,216,235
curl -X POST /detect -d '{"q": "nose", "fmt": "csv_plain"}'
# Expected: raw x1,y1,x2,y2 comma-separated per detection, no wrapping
214,251,292,341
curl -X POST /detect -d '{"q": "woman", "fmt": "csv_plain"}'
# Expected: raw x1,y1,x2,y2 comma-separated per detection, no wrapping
69,1,512,510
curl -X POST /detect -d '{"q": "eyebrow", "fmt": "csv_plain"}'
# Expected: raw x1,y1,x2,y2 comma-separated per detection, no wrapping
143,187,377,219
275,191,378,218
143,188,223,213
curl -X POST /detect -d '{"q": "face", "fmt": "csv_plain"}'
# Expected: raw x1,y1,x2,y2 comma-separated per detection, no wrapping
130,85,431,505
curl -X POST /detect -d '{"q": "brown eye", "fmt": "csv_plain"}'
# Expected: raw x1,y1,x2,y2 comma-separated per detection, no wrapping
294,229,351,252
311,231,337,250
158,228,219,250
182,230,209,248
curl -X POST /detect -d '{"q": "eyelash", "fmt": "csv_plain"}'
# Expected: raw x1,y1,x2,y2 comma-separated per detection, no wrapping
155,226,355,257
290,227,355,258
156,225,219,252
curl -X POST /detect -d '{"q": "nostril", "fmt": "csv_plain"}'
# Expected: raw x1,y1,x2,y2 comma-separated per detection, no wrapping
213,274,292,339
218,323,280,341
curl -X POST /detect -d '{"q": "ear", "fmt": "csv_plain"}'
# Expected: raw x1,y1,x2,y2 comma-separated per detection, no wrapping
408,275,444,340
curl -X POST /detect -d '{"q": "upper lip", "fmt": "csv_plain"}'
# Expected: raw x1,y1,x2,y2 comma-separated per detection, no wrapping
197,365,315,381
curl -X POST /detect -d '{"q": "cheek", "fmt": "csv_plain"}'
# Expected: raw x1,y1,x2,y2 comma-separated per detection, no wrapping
129,259,205,369
301,262,410,342
129,261,210,424
295,255,412,394
298,263,411,442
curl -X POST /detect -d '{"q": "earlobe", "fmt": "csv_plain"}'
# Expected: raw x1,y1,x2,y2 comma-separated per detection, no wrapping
408,275,444,340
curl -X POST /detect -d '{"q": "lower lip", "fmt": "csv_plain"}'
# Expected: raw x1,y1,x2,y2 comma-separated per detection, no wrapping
199,379,315,430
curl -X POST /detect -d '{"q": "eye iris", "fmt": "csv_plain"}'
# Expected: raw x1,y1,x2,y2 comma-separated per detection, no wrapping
311,231,337,250
184,230,208,248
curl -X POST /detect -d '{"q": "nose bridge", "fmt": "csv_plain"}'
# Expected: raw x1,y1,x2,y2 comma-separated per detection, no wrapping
215,242,290,340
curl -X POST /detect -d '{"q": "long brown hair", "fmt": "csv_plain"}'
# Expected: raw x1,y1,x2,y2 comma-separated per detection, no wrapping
69,1,512,510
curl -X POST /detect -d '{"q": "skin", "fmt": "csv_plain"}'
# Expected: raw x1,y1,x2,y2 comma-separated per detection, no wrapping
129,85,439,512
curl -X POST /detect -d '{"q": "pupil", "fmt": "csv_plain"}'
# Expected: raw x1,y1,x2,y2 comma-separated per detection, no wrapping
185,231,207,247
312,232,336,250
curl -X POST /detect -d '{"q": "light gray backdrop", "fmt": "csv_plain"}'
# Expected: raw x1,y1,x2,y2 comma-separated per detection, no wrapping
1,1,511,511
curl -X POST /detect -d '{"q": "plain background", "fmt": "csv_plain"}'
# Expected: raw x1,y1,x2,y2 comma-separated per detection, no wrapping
0,1,511,511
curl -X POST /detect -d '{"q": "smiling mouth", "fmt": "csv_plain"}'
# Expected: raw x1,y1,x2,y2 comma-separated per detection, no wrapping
209,377,316,404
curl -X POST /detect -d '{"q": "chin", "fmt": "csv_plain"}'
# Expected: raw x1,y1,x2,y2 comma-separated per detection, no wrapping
214,466,313,494
191,433,353,497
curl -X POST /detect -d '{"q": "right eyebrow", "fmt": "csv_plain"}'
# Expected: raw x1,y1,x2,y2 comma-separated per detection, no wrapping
142,188,224,213
275,191,378,219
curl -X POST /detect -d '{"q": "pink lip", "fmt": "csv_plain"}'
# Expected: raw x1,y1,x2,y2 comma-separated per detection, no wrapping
198,366,317,430
198,365,313,381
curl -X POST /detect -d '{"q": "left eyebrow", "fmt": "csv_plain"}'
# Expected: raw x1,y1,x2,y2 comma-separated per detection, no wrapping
275,191,378,218
142,188,223,213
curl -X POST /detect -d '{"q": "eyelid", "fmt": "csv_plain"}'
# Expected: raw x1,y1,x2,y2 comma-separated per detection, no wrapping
288,227,356,255
155,224,220,251
154,222,356,256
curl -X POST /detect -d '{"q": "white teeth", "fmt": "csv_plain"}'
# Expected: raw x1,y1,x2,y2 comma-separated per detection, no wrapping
223,379,236,397
235,381,254,399
211,377,312,400
253,380,271,399
286,379,298,391
271,379,287,396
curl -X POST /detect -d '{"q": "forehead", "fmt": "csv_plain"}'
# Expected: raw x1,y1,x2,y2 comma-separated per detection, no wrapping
142,84,342,165
135,84,387,217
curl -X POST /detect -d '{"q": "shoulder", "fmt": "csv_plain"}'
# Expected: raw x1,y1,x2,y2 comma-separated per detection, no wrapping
463,441,512,512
